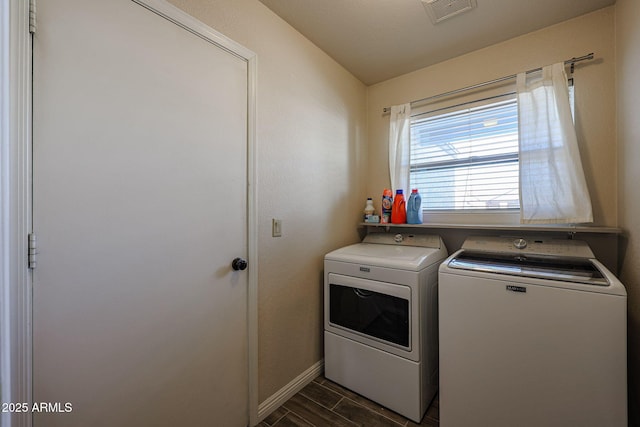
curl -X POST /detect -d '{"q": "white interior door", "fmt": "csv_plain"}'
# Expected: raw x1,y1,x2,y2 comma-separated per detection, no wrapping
32,1,250,425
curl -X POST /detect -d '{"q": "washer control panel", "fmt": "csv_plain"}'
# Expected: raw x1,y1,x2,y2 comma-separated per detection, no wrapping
461,236,595,258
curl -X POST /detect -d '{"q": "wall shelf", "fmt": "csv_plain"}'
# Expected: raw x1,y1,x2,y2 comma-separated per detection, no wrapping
360,222,622,234
358,222,622,274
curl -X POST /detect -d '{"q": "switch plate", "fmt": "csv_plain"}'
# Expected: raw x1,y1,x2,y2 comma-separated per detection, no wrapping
272,219,282,237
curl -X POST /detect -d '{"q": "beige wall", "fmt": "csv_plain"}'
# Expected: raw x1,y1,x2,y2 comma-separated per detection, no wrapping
367,7,616,227
166,0,368,403
616,0,640,424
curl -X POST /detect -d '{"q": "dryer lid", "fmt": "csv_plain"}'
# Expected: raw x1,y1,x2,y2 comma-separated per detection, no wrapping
325,239,447,271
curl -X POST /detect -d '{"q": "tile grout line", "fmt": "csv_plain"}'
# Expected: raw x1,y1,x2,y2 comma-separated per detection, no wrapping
290,393,357,427
291,376,439,426
297,389,342,412
289,410,318,427
280,402,316,427
299,380,345,411
315,379,411,426
340,396,407,427
332,396,345,411
269,408,289,426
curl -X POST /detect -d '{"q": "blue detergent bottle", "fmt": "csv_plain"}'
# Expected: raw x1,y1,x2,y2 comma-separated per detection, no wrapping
407,189,422,224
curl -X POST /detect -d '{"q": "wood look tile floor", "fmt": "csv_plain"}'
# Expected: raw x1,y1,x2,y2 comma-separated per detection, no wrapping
259,375,439,427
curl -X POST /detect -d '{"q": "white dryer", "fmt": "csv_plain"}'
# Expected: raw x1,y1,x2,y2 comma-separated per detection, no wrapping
438,236,627,427
324,233,447,422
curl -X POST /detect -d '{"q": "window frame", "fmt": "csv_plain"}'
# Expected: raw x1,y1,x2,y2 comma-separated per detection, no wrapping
408,81,575,225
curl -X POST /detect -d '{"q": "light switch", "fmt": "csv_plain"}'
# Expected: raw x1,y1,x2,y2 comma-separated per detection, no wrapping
272,219,282,237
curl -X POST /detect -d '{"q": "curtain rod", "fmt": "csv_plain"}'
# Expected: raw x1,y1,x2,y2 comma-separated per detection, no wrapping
382,53,594,113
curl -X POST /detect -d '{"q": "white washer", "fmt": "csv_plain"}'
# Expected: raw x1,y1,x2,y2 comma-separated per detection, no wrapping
324,233,447,422
438,236,627,427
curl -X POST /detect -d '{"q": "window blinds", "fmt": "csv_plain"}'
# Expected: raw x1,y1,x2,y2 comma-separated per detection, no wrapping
410,97,519,211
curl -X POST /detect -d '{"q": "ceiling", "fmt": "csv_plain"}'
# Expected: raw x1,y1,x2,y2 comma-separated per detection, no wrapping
258,0,616,85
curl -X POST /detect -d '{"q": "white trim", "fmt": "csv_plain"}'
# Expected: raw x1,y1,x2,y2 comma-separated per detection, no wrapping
131,0,254,60
246,53,260,427
1,1,32,427
257,360,325,424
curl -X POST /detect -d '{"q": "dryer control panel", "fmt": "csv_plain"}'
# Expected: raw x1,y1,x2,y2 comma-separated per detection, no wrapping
363,233,443,248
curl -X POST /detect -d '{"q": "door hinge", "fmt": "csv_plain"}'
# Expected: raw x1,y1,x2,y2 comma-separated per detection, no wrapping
28,233,37,269
29,0,36,34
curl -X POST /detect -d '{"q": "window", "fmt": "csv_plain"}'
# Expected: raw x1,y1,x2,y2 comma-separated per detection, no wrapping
410,96,519,212
409,84,574,218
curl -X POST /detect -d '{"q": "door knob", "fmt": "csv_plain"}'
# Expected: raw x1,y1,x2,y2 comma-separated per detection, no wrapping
232,257,248,271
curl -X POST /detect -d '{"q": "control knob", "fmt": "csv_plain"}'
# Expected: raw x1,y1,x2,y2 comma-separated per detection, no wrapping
513,238,527,250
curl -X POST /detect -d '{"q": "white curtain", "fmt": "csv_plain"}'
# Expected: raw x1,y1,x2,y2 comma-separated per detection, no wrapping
388,103,411,195
516,63,593,224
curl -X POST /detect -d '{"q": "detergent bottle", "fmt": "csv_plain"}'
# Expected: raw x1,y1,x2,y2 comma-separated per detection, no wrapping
391,189,406,224
407,189,422,224
363,198,375,222
381,189,393,223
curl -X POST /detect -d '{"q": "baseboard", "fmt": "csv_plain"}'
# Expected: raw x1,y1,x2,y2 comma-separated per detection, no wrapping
257,359,324,424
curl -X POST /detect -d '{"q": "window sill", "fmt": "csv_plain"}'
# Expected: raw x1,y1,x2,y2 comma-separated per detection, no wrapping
359,222,621,234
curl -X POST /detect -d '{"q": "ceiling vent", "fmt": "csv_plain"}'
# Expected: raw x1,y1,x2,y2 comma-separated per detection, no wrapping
421,0,477,24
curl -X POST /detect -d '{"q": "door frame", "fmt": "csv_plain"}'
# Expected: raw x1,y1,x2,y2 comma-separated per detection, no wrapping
0,1,259,426
1,1,32,427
